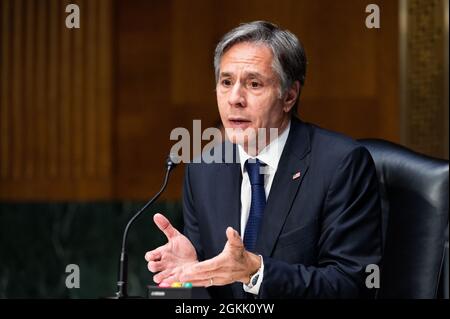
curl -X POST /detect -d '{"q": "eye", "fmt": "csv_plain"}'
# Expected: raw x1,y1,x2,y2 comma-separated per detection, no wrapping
249,81,261,89
221,79,232,87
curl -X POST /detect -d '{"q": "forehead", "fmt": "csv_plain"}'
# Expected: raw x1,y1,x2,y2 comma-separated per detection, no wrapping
219,42,274,74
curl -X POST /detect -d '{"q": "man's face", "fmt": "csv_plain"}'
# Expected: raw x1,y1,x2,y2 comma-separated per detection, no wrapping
216,42,293,148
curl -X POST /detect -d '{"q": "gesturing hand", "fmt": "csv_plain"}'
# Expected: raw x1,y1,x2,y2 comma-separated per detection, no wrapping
144,213,198,284
179,227,261,287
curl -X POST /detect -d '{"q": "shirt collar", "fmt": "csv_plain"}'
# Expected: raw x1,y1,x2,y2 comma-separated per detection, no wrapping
237,120,291,174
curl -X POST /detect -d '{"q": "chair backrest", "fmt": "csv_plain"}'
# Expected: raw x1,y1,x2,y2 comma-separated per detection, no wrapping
359,139,449,299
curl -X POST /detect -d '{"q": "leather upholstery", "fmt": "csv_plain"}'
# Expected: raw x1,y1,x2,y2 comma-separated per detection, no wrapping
359,139,449,298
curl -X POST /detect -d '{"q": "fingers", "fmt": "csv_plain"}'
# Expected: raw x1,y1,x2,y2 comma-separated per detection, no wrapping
178,228,245,286
147,260,167,273
153,213,179,240
186,275,230,287
160,274,179,286
178,262,211,286
153,268,175,284
225,227,243,248
158,261,199,285
179,257,222,283
144,245,165,262
146,247,178,272
145,251,160,262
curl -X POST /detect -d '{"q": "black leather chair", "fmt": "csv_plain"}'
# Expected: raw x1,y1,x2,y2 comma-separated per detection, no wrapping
359,139,449,299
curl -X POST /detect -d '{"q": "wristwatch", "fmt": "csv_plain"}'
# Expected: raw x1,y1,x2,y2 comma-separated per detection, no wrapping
246,255,263,289
248,272,260,288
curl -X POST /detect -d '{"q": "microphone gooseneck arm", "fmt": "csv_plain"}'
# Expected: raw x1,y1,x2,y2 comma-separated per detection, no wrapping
116,155,178,298
121,169,171,253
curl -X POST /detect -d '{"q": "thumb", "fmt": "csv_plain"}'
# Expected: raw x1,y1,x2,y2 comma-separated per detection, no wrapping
153,213,178,240
225,227,242,247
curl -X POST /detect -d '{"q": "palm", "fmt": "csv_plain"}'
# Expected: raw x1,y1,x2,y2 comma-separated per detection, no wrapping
165,231,197,264
145,213,197,284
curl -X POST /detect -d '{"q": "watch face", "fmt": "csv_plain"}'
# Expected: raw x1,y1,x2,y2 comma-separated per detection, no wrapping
251,274,259,286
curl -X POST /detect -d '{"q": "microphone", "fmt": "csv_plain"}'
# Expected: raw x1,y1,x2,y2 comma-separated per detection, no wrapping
114,154,179,299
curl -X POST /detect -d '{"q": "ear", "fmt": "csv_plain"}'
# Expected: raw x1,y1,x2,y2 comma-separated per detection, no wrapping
282,81,300,113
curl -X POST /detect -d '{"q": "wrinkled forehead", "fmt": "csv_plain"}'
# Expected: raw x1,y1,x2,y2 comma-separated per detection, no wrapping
219,42,276,76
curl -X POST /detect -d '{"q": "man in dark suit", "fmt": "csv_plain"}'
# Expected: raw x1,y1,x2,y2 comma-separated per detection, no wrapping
145,21,382,298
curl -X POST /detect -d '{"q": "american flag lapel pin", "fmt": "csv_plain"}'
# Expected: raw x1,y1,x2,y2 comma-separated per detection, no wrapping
292,171,301,180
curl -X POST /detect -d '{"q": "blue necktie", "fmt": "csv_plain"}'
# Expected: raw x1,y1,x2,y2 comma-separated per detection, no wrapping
243,159,266,252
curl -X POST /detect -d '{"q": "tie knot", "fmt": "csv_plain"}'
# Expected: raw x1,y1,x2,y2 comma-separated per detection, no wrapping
245,159,265,185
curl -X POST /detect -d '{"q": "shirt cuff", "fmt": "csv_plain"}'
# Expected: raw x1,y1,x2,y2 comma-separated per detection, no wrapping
243,255,264,295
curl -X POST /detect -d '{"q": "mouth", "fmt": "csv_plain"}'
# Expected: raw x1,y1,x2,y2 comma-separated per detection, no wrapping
228,117,252,129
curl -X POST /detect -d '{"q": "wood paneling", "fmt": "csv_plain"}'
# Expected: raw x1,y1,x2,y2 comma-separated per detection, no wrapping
115,0,400,200
114,0,175,200
292,0,398,141
0,0,113,200
1,0,405,201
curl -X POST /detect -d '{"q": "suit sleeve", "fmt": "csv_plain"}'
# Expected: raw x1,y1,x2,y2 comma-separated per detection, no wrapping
259,146,382,298
182,164,205,261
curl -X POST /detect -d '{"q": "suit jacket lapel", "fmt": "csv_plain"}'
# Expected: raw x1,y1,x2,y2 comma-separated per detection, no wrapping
214,163,241,242
216,141,244,298
255,118,311,257
214,141,241,248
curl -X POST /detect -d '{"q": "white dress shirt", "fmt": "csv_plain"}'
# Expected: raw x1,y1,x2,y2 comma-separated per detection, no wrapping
237,121,291,295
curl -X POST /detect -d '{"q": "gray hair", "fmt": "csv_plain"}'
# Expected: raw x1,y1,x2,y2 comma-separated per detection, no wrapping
214,21,307,113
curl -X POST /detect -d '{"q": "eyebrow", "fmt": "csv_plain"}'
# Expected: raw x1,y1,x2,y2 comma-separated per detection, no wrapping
219,71,266,79
219,72,233,78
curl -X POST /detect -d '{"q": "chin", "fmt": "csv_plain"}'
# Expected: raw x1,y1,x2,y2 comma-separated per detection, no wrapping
225,128,258,147
225,131,244,145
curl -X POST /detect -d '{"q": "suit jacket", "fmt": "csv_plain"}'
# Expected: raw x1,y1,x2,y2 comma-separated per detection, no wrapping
182,117,382,298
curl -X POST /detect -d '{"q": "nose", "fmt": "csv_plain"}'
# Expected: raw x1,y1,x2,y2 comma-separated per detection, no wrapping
228,82,246,108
